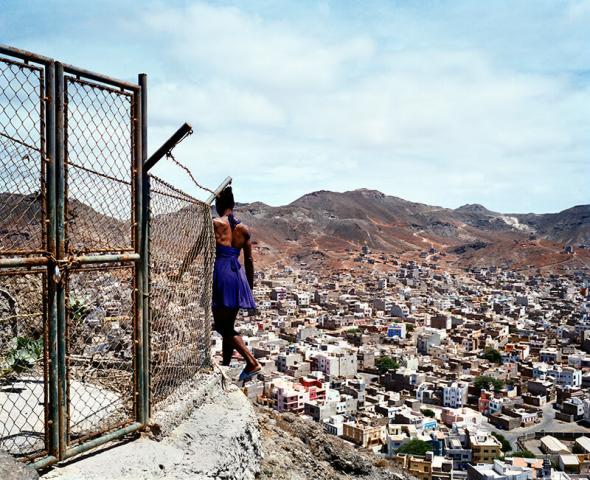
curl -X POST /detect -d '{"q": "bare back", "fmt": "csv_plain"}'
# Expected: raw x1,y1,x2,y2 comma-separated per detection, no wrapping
214,214,254,288
213,216,250,250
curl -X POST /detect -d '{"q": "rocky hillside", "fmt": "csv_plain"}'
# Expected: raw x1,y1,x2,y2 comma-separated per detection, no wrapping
513,205,590,245
256,405,412,480
1,189,588,272
235,189,590,271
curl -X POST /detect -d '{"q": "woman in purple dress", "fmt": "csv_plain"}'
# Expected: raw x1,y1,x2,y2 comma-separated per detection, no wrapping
211,186,260,382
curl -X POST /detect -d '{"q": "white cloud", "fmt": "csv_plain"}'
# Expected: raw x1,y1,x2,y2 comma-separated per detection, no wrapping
137,2,589,212
6,0,588,212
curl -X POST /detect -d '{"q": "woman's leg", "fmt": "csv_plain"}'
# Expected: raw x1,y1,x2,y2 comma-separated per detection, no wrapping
213,308,260,371
213,308,236,366
231,335,260,372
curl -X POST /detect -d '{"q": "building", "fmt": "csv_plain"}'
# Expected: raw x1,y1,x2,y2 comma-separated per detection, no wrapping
324,415,345,436
313,351,358,378
467,459,534,480
387,323,407,339
393,452,453,480
469,432,502,463
417,329,446,355
443,382,469,408
539,348,561,364
540,435,570,455
533,364,582,388
275,384,309,413
342,421,386,449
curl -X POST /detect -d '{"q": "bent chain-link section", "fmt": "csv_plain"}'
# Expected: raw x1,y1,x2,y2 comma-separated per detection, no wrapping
148,175,215,408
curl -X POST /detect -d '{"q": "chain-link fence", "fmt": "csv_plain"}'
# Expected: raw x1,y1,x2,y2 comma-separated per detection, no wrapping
0,270,47,460
0,52,49,462
0,58,45,256
148,175,215,408
63,74,138,448
64,77,134,254
65,265,136,446
0,44,216,470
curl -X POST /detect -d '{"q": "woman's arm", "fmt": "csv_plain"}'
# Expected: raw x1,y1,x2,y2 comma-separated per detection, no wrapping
243,238,254,290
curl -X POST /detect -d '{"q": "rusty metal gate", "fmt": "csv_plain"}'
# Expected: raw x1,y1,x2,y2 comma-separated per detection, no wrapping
0,45,148,469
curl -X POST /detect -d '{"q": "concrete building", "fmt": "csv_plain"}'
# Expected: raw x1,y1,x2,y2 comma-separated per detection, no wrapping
387,323,407,339
443,382,469,408
467,459,534,480
313,351,358,377
469,432,502,464
342,421,386,449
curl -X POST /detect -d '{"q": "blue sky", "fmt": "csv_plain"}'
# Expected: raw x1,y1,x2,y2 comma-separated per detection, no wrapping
3,0,590,213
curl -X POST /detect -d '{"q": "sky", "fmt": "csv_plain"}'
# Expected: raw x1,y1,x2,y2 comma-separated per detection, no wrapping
2,0,590,213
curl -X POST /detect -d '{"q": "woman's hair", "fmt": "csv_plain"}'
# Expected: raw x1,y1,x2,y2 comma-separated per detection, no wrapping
215,185,235,216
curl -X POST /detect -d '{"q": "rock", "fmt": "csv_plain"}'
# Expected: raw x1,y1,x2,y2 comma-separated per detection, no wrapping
0,452,39,480
41,372,261,480
256,406,414,480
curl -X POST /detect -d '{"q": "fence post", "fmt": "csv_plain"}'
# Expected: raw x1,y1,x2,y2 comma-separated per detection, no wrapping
45,60,60,461
139,73,150,420
54,61,67,459
134,82,146,425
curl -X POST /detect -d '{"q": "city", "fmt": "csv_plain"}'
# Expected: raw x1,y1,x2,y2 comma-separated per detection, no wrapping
218,243,590,480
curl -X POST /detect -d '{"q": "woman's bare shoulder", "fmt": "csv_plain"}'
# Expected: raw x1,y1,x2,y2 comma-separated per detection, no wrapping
236,222,251,237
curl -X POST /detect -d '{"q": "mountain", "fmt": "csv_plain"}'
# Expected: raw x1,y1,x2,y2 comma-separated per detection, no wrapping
236,189,590,272
513,205,590,245
1,189,588,273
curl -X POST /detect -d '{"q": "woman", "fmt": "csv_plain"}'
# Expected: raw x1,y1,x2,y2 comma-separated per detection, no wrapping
212,186,261,382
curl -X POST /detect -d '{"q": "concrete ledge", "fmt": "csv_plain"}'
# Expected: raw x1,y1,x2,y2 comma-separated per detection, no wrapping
0,452,39,480
42,372,261,480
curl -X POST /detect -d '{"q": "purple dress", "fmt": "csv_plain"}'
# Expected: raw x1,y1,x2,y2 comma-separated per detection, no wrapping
212,244,256,310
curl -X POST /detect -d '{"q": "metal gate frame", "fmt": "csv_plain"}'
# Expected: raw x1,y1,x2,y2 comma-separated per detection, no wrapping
0,44,149,469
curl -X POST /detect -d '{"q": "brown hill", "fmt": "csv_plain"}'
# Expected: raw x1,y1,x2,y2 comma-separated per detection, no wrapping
1,189,588,273
235,189,590,272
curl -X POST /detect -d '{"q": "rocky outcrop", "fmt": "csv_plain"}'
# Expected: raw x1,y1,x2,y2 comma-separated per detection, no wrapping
256,406,414,480
0,452,38,480
43,372,261,480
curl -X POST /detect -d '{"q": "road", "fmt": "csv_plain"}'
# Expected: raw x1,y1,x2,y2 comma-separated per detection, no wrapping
478,402,590,449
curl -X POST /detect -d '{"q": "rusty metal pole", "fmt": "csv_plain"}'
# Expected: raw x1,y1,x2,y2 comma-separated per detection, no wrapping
144,122,192,173
139,72,150,419
45,59,60,460
206,176,232,205
54,61,67,460
133,83,146,425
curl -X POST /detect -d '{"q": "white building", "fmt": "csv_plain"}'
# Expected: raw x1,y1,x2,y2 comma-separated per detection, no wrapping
443,382,469,409
313,351,358,378
324,415,345,436
467,459,533,480
533,363,582,388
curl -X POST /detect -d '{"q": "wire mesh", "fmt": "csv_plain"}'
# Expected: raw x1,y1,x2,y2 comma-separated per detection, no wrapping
64,76,133,254
149,175,215,407
0,57,45,255
0,270,47,460
65,265,135,445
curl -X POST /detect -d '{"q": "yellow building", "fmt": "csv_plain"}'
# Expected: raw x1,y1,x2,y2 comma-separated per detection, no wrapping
342,422,386,449
392,453,453,480
469,433,502,463
393,454,431,480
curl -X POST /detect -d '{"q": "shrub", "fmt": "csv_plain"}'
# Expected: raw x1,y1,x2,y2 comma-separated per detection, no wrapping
482,348,503,364
397,439,432,456
492,432,512,452
376,356,399,374
1,336,43,378
474,375,504,392
510,450,535,458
